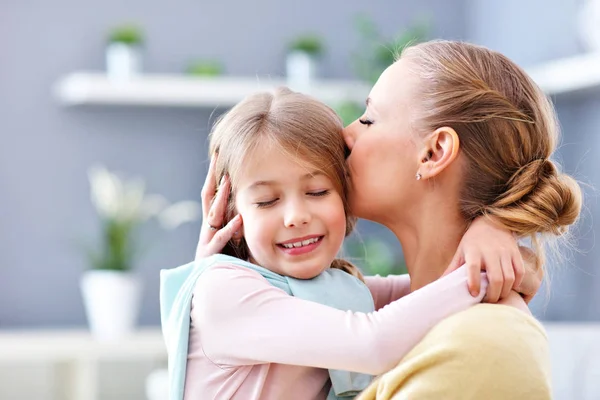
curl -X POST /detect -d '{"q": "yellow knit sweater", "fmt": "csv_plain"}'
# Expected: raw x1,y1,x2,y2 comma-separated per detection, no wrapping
357,304,552,400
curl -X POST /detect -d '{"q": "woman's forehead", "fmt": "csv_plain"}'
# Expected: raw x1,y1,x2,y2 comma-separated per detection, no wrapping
370,59,416,115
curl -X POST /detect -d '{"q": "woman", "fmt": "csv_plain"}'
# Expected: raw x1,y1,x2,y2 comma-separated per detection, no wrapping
196,40,581,399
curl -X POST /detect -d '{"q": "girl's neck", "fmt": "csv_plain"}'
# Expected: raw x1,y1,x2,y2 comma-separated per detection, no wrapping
385,199,467,291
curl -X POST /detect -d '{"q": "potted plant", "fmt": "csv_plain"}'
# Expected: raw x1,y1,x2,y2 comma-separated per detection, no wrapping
185,59,224,77
82,165,200,340
105,24,144,81
286,34,324,88
352,15,429,84
332,16,429,127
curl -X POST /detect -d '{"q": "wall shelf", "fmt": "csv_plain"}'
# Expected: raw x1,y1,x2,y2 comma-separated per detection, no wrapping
54,53,600,109
526,52,600,96
53,72,371,108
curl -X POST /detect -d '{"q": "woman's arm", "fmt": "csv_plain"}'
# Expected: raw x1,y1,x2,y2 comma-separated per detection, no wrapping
192,264,487,375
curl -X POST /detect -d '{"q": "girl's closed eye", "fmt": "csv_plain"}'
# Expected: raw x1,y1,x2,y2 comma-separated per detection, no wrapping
308,190,330,197
255,198,278,208
359,117,374,126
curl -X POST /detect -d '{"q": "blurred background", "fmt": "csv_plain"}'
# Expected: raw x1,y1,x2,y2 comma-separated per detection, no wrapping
1,0,599,399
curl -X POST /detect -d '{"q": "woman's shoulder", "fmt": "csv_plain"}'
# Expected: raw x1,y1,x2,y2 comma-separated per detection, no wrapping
359,303,552,400
437,301,545,339
421,302,551,385
424,302,548,357
359,302,552,400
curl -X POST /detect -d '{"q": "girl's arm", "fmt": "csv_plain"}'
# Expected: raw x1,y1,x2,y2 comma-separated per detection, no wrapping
192,264,487,376
364,274,411,310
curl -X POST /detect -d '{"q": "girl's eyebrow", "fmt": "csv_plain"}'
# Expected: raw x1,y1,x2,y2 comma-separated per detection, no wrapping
247,171,324,191
248,180,276,190
301,171,325,180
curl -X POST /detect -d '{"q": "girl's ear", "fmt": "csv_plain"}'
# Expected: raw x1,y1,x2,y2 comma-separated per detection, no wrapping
232,229,243,246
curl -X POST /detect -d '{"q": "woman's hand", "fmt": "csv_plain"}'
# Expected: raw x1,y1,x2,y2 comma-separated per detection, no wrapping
444,216,542,303
195,156,243,260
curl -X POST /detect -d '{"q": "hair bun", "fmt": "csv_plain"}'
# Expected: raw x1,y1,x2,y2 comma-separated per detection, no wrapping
488,159,581,236
494,159,554,208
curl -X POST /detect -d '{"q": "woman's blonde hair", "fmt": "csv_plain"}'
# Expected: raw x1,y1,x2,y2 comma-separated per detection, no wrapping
208,87,364,281
402,40,582,270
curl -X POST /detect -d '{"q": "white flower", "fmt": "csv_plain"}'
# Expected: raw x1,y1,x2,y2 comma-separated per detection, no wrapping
88,165,121,218
139,194,169,221
88,164,200,228
157,201,202,230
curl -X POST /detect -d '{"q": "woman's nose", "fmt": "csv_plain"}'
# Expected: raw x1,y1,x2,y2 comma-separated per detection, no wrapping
342,122,357,151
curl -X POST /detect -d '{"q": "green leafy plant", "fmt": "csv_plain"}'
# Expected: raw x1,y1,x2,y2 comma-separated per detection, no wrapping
343,236,407,277
288,34,325,56
86,165,200,271
108,24,144,45
186,59,224,77
353,15,429,84
335,101,364,127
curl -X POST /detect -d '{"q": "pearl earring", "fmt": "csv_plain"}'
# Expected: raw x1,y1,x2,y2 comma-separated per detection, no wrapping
416,173,422,181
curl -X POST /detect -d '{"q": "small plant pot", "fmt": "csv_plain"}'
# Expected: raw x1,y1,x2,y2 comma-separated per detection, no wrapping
286,51,319,89
106,42,142,81
80,270,142,341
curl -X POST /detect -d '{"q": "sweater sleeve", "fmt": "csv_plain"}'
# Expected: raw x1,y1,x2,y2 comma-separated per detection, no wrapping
364,274,412,310
191,264,488,375
356,304,552,400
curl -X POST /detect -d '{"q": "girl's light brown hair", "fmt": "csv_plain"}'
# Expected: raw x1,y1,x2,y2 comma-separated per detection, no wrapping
402,40,582,270
208,87,363,281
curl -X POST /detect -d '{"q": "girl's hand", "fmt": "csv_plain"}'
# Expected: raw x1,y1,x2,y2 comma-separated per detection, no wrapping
195,156,243,260
444,216,526,303
514,246,544,304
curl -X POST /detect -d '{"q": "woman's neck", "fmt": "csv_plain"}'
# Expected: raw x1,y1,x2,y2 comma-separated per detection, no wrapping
385,199,467,291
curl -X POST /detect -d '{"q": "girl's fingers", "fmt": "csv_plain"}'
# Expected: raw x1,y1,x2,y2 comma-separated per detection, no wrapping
206,175,230,230
201,156,218,216
512,251,525,289
484,256,502,303
198,215,243,260
499,254,515,300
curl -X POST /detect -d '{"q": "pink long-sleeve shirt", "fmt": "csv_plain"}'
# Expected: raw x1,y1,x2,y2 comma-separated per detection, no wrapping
184,264,487,400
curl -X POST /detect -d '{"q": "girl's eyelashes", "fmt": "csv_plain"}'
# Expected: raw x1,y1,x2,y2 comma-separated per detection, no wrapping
359,117,374,126
255,199,278,208
308,190,330,197
254,190,330,208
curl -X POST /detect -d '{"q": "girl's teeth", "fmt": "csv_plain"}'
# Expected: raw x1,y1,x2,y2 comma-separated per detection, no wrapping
282,237,319,249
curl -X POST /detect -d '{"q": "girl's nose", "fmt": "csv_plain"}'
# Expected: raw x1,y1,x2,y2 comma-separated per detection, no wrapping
283,201,311,228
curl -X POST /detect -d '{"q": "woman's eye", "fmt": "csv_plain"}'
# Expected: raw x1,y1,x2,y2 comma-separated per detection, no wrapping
256,199,278,208
359,118,374,126
308,190,330,197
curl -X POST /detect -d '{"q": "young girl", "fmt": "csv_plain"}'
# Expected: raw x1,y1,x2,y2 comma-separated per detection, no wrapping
161,88,531,400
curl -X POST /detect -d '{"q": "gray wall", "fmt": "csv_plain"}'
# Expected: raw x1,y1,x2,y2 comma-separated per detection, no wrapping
0,0,467,327
466,0,600,320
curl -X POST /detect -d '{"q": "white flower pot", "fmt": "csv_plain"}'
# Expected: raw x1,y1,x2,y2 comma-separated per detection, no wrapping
105,42,142,81
286,51,319,90
578,0,600,51
80,270,142,341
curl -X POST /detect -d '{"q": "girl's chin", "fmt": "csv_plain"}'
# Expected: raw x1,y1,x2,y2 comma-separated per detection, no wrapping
286,265,329,280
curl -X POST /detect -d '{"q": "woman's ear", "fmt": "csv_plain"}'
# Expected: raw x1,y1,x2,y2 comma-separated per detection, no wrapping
417,127,460,179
